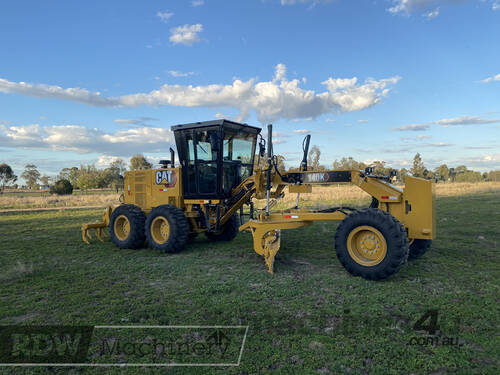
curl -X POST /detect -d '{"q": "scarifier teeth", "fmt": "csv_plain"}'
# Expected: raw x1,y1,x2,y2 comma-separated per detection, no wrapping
82,228,90,244
96,228,104,242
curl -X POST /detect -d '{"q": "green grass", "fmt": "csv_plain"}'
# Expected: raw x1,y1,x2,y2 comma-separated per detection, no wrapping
0,192,499,374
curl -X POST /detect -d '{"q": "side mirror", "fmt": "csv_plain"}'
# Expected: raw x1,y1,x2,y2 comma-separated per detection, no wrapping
259,138,266,158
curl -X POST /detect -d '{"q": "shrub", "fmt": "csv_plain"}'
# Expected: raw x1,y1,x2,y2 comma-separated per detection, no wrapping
50,179,73,195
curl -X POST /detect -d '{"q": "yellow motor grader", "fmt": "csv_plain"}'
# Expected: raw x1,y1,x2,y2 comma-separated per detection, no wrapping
82,119,435,280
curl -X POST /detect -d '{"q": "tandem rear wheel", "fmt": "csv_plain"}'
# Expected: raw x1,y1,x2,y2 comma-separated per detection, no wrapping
145,205,190,253
334,208,409,280
109,204,146,249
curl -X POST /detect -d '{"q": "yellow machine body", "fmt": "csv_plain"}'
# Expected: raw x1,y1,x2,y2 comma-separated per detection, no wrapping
123,168,183,211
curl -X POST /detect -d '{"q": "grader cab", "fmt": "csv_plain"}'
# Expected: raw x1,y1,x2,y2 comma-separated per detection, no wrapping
82,119,435,280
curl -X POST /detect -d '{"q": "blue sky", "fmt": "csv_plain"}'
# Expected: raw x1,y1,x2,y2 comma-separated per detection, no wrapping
1,0,499,180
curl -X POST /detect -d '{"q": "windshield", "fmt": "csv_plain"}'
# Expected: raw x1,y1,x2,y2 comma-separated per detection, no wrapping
223,131,255,164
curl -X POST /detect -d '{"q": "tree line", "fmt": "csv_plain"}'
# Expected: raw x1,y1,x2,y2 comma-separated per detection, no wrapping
1,148,499,193
0,154,153,192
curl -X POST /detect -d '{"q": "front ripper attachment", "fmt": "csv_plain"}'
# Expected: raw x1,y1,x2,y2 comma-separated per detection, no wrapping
240,219,312,274
81,206,113,244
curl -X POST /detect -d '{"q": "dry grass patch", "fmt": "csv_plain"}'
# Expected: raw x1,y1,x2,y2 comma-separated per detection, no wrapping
0,193,120,209
1,182,499,210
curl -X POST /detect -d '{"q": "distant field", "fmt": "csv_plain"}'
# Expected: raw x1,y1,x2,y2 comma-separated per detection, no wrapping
1,182,500,210
0,191,120,210
0,190,498,374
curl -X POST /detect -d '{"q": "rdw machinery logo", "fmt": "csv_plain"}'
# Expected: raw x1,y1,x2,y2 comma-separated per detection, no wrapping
0,326,93,364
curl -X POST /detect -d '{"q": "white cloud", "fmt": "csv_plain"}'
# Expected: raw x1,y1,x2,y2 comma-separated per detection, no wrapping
281,0,333,5
458,153,500,170
169,24,203,46
157,11,174,23
113,117,159,127
357,119,368,123
191,0,204,6
387,0,496,16
393,115,500,131
168,70,196,77
424,7,440,18
0,78,117,106
388,0,455,15
481,73,500,83
272,139,287,144
435,116,500,126
426,142,452,147
322,77,357,91
393,124,431,131
96,155,123,167
273,63,287,82
293,129,310,134
0,124,173,156
0,64,400,123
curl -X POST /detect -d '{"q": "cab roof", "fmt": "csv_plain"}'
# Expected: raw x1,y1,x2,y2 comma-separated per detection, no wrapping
171,119,262,133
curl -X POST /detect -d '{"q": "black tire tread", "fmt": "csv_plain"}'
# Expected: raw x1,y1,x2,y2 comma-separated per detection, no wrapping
109,204,146,249
408,239,432,260
334,208,409,280
205,214,240,242
145,205,189,253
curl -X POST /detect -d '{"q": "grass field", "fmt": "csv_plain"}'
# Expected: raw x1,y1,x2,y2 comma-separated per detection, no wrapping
0,191,499,374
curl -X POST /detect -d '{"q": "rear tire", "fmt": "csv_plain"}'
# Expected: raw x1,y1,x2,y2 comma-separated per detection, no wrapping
205,214,240,242
408,239,432,260
334,208,409,280
109,204,146,249
145,205,189,253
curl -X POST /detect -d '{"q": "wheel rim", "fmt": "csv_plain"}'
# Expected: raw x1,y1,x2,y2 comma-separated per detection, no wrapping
114,215,130,241
151,216,170,244
347,225,387,266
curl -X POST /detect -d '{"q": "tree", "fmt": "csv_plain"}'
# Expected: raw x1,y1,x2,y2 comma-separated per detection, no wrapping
332,157,366,171
434,164,450,182
68,167,80,186
130,154,153,170
456,170,482,182
455,165,467,175
372,161,388,175
50,179,73,195
0,163,17,192
21,164,40,189
397,168,408,184
487,170,500,181
411,153,426,178
307,146,321,170
110,158,127,175
40,175,50,186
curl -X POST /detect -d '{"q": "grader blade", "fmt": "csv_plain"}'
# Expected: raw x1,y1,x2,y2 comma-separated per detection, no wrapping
262,230,281,274
240,218,312,274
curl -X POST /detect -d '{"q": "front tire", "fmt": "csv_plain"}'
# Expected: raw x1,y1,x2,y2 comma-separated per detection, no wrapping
334,208,409,280
109,204,146,249
145,205,189,253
